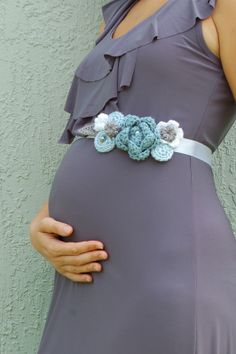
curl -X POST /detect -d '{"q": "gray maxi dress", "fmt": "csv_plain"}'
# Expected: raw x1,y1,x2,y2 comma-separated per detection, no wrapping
37,0,236,353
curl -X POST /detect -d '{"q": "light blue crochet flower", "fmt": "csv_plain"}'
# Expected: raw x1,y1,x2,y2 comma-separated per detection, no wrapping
94,131,116,152
107,111,126,129
151,141,174,161
115,114,158,161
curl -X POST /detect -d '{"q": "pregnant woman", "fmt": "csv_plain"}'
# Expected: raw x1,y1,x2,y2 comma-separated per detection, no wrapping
29,0,236,353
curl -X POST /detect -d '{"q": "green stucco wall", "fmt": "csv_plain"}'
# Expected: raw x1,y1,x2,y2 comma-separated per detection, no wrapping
0,0,236,353
0,1,105,353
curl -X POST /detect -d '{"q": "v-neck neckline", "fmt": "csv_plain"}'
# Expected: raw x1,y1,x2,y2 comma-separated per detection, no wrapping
109,0,173,42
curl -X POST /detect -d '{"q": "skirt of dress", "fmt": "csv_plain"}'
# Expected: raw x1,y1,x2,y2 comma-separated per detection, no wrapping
37,137,236,354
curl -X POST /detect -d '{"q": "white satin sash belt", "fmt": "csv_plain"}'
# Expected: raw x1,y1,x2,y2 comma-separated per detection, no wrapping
75,136,213,167
174,137,212,167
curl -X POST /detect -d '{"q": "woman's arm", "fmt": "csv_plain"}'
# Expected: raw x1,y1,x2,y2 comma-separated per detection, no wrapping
213,0,236,101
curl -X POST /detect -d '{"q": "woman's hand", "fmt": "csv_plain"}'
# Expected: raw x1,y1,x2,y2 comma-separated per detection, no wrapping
29,202,108,283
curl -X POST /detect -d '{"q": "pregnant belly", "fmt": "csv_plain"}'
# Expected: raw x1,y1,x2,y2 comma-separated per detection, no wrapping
48,137,236,280
46,137,199,352
44,137,236,354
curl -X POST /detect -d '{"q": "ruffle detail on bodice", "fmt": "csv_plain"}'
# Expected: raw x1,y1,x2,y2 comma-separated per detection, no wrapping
57,47,138,144
58,0,216,144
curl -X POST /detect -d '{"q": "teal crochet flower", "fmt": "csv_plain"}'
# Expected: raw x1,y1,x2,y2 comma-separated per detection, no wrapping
151,141,174,161
115,114,158,161
94,131,116,152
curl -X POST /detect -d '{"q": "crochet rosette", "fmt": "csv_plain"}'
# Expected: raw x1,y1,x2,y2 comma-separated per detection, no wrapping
76,111,184,162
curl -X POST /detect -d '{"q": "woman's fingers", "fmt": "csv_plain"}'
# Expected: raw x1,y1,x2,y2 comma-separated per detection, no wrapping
58,250,108,267
63,272,93,283
63,262,103,274
50,247,108,283
45,238,105,258
60,261,104,283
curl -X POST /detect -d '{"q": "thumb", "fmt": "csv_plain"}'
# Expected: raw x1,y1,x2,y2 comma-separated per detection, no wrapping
39,216,74,237
58,222,73,237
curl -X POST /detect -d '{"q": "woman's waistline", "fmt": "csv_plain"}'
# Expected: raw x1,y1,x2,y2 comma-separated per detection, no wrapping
73,111,213,168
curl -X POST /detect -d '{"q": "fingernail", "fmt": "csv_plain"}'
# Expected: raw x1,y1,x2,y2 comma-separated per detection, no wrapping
98,243,104,249
64,226,72,233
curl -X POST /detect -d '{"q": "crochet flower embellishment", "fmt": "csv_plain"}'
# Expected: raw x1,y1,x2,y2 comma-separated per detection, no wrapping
115,114,157,160
93,111,125,152
76,112,184,162
155,120,184,148
151,120,184,161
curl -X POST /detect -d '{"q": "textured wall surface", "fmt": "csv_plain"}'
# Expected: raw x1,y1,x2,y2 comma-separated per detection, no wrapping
0,1,105,353
0,0,236,353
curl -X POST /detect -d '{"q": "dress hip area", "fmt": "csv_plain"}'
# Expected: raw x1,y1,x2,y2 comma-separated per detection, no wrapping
37,0,236,353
